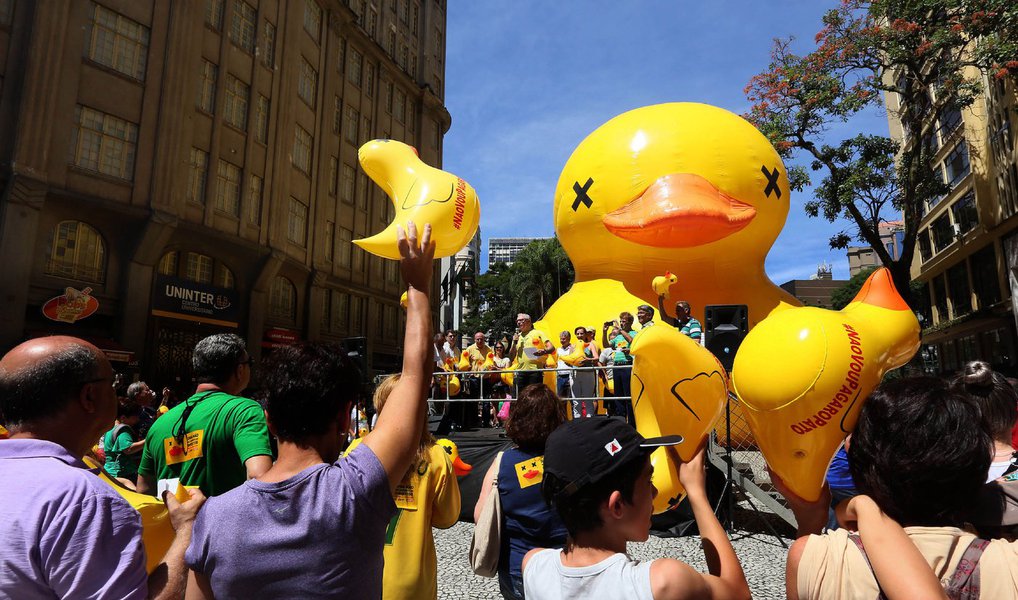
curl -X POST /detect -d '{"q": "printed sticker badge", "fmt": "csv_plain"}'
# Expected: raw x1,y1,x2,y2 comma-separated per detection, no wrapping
164,431,204,466
514,456,545,489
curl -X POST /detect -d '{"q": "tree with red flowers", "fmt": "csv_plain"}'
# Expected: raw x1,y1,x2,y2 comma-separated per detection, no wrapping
745,0,1017,307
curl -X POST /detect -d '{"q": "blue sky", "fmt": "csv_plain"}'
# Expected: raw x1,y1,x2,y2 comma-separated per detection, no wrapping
442,1,892,282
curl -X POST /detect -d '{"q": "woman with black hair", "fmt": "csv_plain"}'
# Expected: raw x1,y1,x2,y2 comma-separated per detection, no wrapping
954,360,1018,482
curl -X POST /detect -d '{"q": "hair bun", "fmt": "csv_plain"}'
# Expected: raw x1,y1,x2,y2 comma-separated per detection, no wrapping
962,360,993,387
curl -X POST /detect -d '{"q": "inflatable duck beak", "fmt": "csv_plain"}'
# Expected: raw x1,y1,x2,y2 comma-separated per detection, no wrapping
602,173,756,248
849,267,910,311
452,455,473,476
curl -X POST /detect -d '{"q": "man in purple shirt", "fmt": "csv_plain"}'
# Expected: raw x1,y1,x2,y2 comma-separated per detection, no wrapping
0,336,204,599
184,221,437,598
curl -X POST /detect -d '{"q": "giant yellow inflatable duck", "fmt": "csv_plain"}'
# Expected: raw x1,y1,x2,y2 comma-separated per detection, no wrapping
731,267,920,501
535,103,799,340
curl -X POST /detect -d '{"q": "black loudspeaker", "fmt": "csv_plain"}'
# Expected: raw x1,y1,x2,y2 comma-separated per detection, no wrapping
704,305,748,372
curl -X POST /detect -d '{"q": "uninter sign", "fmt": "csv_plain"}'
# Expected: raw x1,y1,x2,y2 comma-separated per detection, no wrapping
151,275,240,328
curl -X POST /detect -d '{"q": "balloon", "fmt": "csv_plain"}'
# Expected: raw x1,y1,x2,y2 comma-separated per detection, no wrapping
731,268,920,502
354,140,480,260
630,326,728,513
436,438,473,476
501,359,517,386
457,350,471,372
651,272,677,297
83,456,173,573
399,291,408,309
537,103,801,357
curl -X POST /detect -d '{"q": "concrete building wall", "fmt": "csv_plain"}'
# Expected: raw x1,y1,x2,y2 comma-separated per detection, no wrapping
0,0,450,388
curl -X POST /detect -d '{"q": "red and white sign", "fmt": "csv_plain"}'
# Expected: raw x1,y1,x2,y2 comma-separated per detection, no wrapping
41,287,99,323
604,438,622,456
262,328,301,349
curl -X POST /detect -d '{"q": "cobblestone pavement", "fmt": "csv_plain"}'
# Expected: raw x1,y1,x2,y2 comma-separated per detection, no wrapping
435,520,791,599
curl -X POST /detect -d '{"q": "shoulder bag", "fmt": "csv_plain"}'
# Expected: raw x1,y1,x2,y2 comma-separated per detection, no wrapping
469,450,504,577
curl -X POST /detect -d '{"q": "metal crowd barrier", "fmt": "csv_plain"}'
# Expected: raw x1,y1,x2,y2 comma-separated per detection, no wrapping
426,365,629,403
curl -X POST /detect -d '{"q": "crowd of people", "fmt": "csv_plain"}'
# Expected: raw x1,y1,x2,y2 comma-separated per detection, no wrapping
432,296,703,429
2,221,1018,599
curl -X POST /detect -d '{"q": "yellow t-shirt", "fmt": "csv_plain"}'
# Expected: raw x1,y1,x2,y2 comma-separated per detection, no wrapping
798,526,1018,599
515,329,549,370
345,440,461,600
465,343,490,371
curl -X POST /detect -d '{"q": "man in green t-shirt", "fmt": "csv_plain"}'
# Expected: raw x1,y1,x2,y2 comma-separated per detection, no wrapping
137,334,272,496
602,312,638,425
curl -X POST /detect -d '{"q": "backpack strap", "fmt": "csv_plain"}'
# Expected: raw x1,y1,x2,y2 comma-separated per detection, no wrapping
104,423,130,455
944,538,989,600
847,534,889,600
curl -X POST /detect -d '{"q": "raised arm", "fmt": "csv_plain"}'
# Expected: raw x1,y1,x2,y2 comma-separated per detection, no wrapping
363,222,435,493
657,296,678,327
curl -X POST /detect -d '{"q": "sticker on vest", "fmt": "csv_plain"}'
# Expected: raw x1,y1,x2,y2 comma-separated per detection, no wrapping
514,456,545,489
164,430,204,465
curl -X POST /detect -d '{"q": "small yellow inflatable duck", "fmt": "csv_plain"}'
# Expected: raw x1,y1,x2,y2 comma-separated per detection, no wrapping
436,438,473,476
651,272,678,297
355,139,480,259
731,267,920,501
536,103,799,340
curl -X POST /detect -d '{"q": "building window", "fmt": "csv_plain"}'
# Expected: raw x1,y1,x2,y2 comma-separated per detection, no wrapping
353,246,365,272
303,0,322,42
938,105,963,142
385,80,393,113
950,190,977,235
333,96,342,134
407,106,415,133
932,274,948,322
341,164,355,203
344,105,359,144
329,156,338,196
946,261,971,317
411,2,419,35
262,21,276,67
187,148,209,204
394,88,405,123
365,64,375,97
387,29,395,55
71,105,138,180
361,116,371,144
293,125,313,174
347,47,363,86
335,292,349,330
254,94,269,143
229,0,256,53
918,229,932,262
338,227,352,266
971,244,1001,307
943,142,970,189
357,172,368,210
350,295,363,332
366,8,378,37
287,197,309,246
158,251,178,276
0,0,12,27
321,290,332,329
206,0,224,30
215,160,241,216
197,59,218,113
215,263,235,289
248,174,262,224
185,252,214,284
84,3,150,81
269,276,296,319
223,74,250,130
400,0,409,23
931,214,953,252
324,221,334,262
298,56,318,107
46,221,106,283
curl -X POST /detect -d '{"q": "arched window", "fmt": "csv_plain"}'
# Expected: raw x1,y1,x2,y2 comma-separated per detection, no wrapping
46,221,106,283
269,276,296,319
157,251,178,276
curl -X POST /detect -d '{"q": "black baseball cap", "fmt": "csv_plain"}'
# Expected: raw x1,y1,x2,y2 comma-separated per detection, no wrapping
543,417,682,500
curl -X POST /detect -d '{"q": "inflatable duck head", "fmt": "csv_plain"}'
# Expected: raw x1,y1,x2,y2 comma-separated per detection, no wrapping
553,103,793,306
436,438,473,476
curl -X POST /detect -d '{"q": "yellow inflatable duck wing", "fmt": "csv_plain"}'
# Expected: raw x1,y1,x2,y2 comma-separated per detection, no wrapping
630,326,728,513
536,103,800,342
436,438,473,476
354,140,480,259
731,267,920,502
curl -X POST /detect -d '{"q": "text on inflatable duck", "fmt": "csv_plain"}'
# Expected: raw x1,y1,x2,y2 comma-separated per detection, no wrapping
731,267,920,502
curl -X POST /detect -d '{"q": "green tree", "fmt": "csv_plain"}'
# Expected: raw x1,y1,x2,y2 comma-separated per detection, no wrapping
745,0,1018,305
507,238,574,318
830,266,879,310
461,263,516,342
